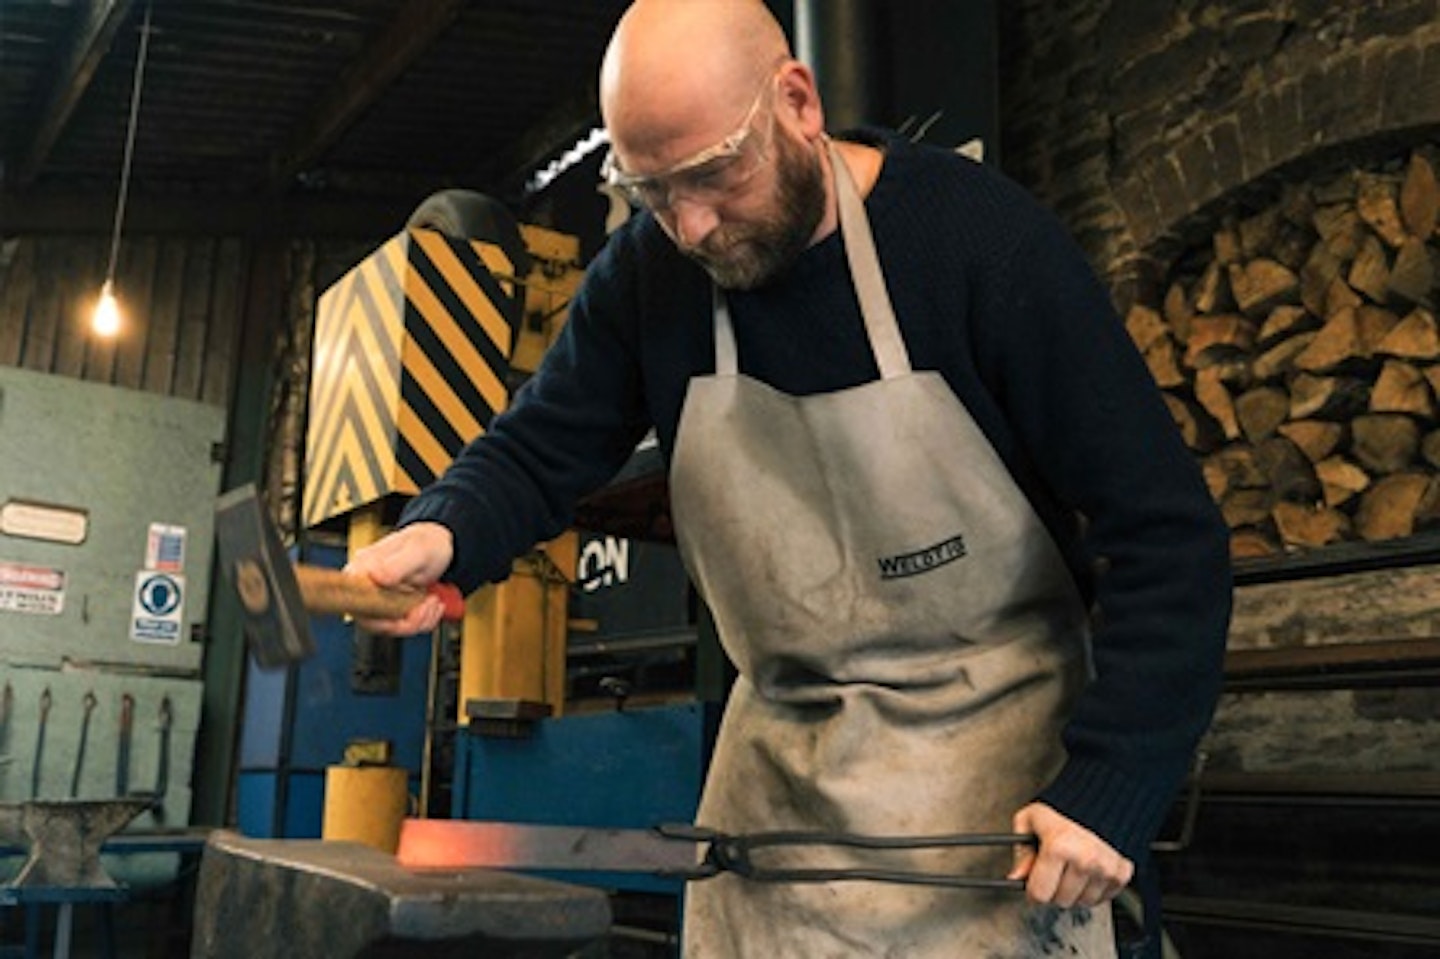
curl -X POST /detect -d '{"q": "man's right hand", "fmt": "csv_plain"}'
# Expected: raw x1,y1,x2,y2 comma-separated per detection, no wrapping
344,521,457,635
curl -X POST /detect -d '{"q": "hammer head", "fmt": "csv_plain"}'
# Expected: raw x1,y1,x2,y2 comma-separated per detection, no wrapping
214,483,316,668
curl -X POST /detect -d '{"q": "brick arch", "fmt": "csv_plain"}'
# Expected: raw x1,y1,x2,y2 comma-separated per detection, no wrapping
1108,30,1440,288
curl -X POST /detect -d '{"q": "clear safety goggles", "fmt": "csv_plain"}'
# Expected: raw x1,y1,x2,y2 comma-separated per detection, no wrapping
601,77,776,213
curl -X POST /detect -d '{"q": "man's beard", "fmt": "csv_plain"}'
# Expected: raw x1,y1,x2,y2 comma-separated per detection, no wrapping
688,129,826,291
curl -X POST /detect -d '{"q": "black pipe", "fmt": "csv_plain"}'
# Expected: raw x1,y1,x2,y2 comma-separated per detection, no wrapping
794,0,892,131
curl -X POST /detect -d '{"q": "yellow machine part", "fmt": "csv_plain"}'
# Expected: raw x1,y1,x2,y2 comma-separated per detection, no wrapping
459,532,578,719
304,228,519,529
512,224,584,375
316,219,589,720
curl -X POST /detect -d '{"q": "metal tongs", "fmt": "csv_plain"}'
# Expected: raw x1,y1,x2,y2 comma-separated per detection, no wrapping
654,824,1037,890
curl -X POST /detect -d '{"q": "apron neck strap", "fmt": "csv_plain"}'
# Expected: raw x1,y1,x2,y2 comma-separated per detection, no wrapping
829,139,911,379
712,138,912,379
714,286,739,375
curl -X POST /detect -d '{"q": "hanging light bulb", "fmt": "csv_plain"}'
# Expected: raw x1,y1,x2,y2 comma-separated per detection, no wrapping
92,280,122,337
91,0,152,338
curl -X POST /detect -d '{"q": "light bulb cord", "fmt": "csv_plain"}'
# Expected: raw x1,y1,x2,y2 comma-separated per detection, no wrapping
105,0,153,285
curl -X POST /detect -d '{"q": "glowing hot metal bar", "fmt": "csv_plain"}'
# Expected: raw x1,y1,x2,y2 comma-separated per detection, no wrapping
396,819,1035,889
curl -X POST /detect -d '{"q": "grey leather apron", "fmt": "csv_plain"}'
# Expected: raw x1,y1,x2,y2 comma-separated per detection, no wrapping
670,143,1116,958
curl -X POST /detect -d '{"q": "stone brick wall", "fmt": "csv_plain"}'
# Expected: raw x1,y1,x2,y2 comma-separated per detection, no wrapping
999,0,1440,310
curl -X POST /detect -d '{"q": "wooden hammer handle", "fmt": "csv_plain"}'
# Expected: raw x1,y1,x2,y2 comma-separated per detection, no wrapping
294,565,464,622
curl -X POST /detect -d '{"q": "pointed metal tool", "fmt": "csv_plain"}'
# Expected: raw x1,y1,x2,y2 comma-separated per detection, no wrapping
30,687,51,799
69,691,97,798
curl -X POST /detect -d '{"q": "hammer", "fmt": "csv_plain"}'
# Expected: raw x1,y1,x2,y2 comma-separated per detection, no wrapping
214,484,464,668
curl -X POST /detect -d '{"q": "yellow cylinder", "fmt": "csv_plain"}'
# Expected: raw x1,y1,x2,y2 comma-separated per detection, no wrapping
322,765,410,853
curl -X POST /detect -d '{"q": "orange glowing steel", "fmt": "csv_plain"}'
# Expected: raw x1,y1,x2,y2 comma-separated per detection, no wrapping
393,819,702,876
396,819,520,869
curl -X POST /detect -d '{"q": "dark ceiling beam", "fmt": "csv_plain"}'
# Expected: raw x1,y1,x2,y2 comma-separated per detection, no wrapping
14,0,138,188
0,191,416,240
478,88,604,202
269,0,466,189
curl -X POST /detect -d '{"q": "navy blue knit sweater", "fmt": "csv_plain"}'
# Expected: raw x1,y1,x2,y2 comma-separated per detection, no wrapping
400,130,1232,864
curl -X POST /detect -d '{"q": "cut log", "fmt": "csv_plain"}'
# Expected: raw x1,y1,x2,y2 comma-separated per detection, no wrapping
1239,208,1282,259
1351,413,1420,474
1347,235,1391,303
1257,304,1318,346
1222,488,1273,527
1288,373,1370,420
1213,222,1242,265
1194,367,1241,440
1300,244,1343,317
1142,337,1185,389
1280,181,1317,227
1278,420,1345,462
1228,258,1300,316
1356,305,1401,353
1315,455,1371,507
1387,238,1434,306
1272,500,1351,547
1355,472,1431,541
1370,360,1436,417
1235,386,1290,443
1183,314,1255,369
1255,436,1322,503
1209,357,1253,387
1231,527,1282,559
1416,477,1440,532
1312,173,1355,207
1313,204,1365,261
1163,281,1195,342
1162,393,1222,452
1293,306,1365,373
1125,303,1169,352
1273,223,1314,271
1375,308,1440,360
1423,365,1440,404
1423,429,1440,470
1356,173,1408,248
1207,444,1270,490
1201,458,1231,500
1193,259,1232,314
1400,152,1439,240
1253,332,1316,381
1325,276,1363,316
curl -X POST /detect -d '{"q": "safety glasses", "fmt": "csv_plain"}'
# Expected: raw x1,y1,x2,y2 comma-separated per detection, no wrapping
602,74,777,213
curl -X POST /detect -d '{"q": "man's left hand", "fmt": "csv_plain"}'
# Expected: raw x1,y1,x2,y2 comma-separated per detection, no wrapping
1008,802,1134,908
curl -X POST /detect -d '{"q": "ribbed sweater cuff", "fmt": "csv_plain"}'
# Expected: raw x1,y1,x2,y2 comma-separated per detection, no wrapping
397,492,492,594
1037,758,1181,865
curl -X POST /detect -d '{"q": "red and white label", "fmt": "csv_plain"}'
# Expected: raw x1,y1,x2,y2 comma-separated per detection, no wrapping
0,561,66,615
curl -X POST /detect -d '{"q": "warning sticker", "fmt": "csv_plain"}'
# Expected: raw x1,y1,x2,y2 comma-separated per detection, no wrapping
0,561,66,615
146,523,187,572
131,570,185,644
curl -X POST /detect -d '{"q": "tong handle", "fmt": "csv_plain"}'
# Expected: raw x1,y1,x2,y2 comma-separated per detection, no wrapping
654,824,1035,889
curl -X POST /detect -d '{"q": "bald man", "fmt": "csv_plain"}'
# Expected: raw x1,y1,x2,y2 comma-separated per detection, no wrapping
349,1,1230,956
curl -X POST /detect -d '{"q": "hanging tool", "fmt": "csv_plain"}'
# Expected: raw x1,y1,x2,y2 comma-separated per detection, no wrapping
68,690,98,798
30,686,51,799
148,695,172,820
116,692,134,797
0,681,12,772
125,694,170,815
214,483,465,668
396,820,1036,890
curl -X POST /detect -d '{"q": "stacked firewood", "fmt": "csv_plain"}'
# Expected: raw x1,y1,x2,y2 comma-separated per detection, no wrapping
1129,149,1440,559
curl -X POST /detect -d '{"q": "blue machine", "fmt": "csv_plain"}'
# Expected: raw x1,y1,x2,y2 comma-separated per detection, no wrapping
235,542,432,839
452,702,719,895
